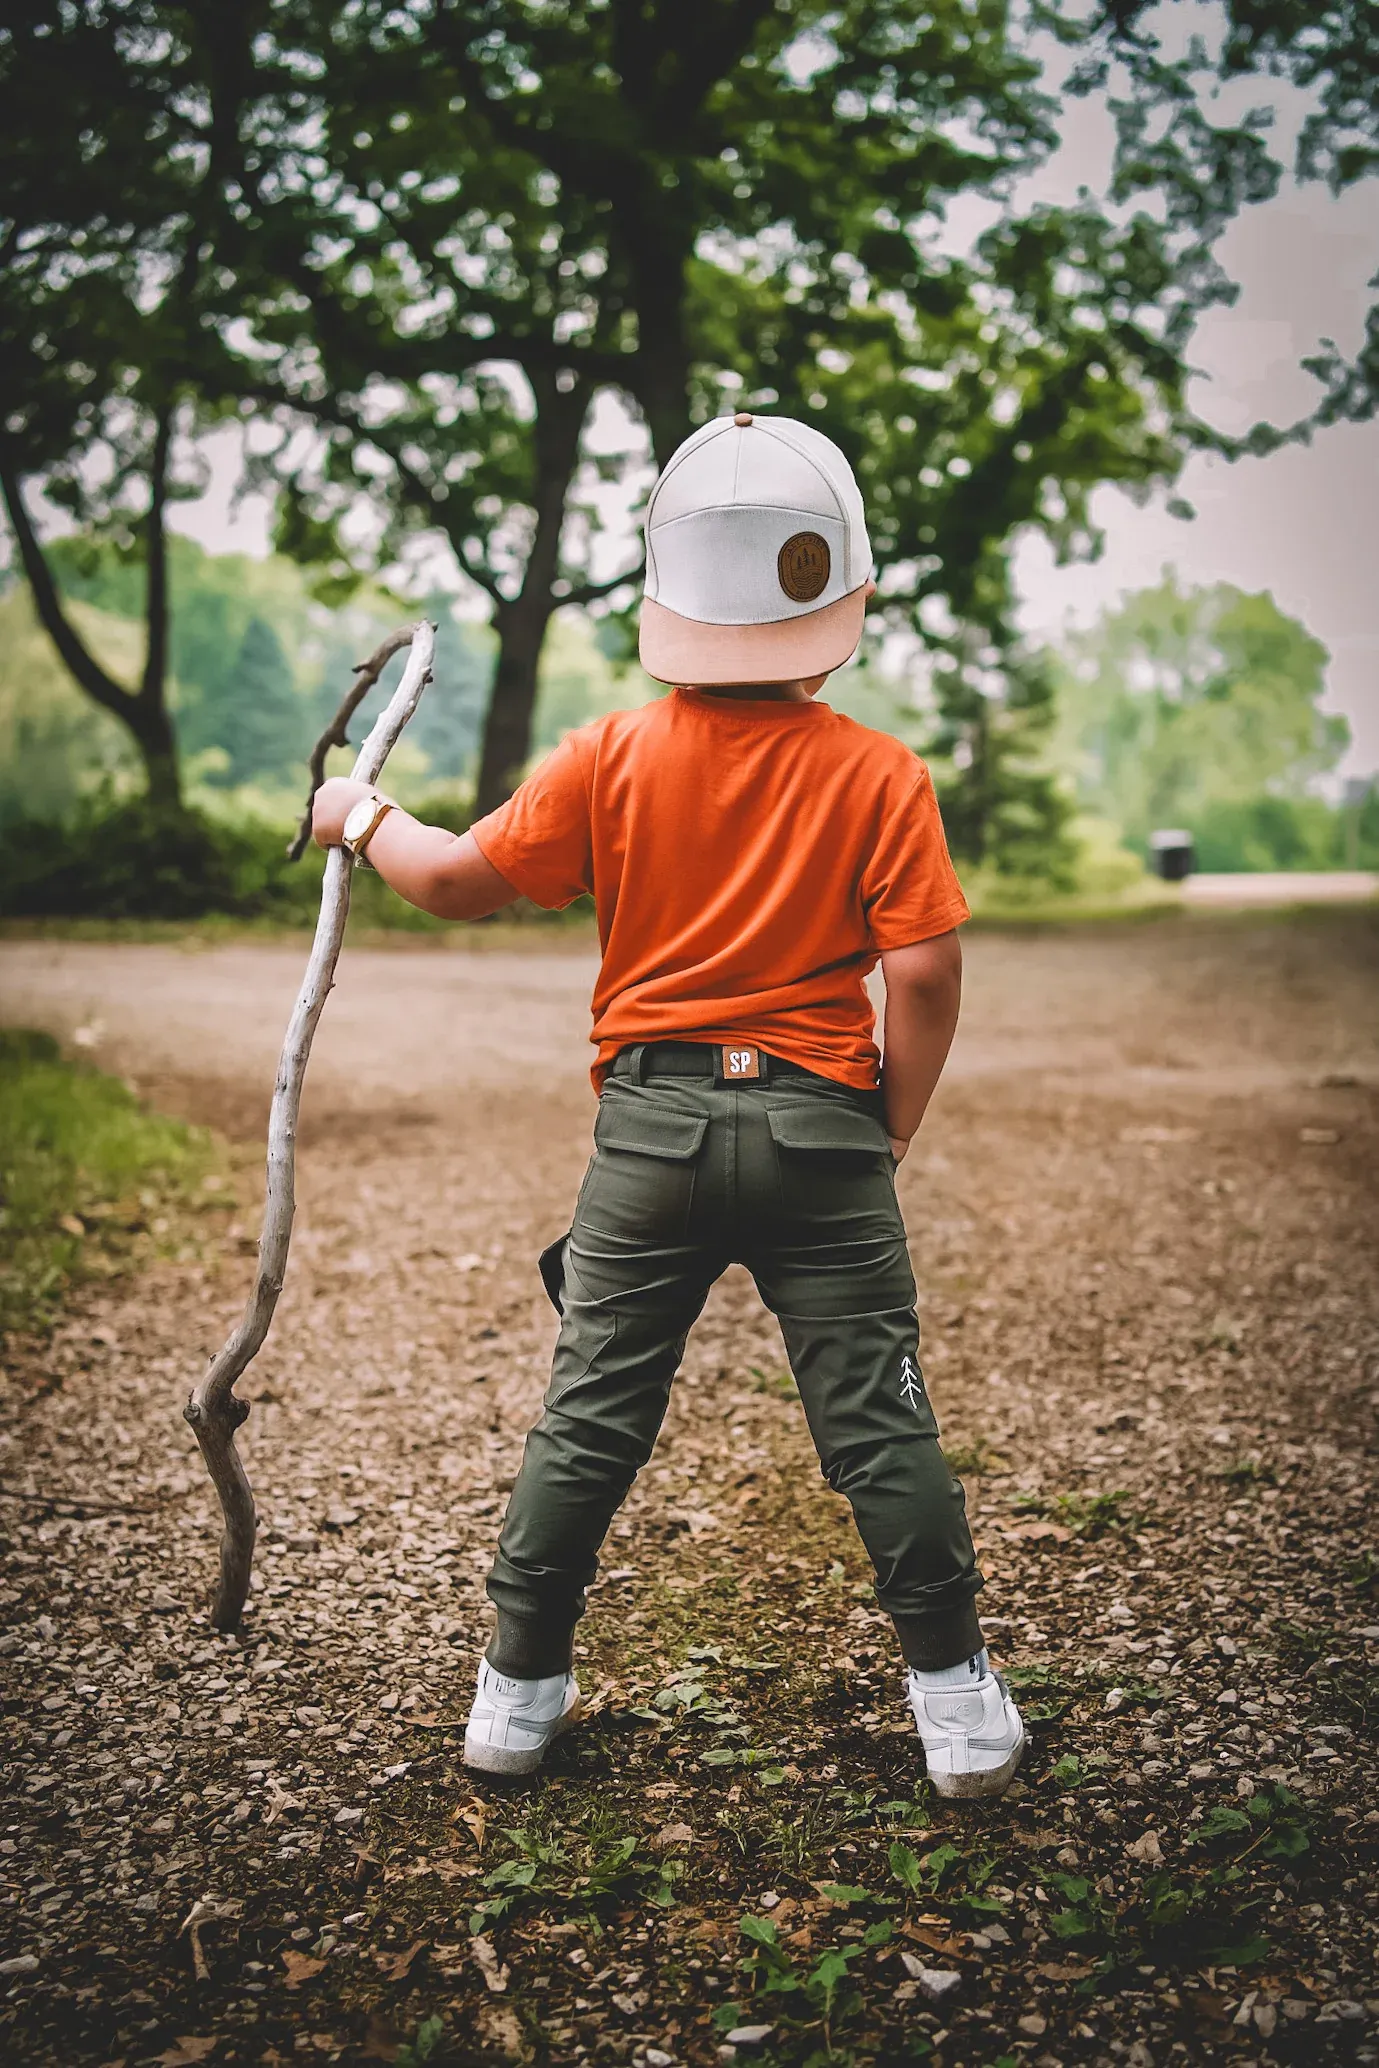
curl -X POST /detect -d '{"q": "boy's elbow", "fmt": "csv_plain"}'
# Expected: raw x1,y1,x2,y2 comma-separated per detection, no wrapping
424,833,518,921
882,930,963,994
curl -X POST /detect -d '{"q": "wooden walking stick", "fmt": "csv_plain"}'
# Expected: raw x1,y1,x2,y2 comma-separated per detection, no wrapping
185,618,437,1631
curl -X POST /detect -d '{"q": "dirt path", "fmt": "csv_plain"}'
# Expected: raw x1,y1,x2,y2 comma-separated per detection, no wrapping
2,913,1376,2068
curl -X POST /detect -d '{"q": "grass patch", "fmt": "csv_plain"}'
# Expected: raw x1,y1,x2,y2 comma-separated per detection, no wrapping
0,1028,225,1333
943,1434,1010,1477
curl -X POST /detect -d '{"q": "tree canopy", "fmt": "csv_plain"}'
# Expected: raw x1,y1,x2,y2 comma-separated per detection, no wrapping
2,0,1372,872
1049,576,1349,847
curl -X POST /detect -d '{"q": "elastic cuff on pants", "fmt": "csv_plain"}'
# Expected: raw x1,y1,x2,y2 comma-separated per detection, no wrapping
891,1602,986,1673
486,1610,575,1680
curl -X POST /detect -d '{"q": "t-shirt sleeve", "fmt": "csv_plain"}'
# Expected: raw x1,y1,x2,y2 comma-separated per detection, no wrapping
860,762,971,949
469,734,593,909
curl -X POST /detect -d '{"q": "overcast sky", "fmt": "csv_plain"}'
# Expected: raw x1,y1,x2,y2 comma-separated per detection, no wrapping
172,25,1379,779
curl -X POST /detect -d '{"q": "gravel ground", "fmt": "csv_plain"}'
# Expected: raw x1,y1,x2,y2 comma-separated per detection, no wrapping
1,911,1376,2068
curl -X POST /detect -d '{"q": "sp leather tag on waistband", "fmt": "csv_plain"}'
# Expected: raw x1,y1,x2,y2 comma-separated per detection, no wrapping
721,1044,762,1080
777,531,831,603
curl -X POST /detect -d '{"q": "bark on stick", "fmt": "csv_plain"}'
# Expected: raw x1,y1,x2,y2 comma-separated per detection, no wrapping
184,619,437,1630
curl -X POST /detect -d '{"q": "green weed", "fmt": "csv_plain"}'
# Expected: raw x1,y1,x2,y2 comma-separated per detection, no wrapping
466,1818,681,1935
1012,1488,1141,1537
1191,1784,1311,1863
395,2016,445,2068
942,1435,1010,1477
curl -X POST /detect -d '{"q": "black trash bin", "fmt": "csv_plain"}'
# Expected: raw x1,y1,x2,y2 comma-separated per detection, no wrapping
1149,829,1195,882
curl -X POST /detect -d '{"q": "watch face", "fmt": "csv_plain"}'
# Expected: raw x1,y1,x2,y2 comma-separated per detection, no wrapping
343,798,377,845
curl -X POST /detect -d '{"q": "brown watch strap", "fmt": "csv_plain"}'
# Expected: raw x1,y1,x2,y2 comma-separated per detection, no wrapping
349,796,395,864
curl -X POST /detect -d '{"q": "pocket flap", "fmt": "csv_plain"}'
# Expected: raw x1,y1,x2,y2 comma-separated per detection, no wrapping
594,1099,708,1161
766,1101,890,1156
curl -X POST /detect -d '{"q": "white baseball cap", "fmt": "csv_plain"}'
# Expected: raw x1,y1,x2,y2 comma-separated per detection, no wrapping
639,412,874,686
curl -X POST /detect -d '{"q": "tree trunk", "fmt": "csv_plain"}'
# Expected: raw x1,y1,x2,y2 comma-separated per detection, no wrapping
637,331,694,472
473,596,559,820
471,373,591,818
130,697,183,815
0,420,184,814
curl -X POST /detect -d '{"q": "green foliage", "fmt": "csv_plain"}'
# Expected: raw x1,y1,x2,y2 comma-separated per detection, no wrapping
736,1914,868,2037
466,1819,681,1937
1191,1785,1312,1863
0,1028,219,1333
395,2015,445,2068
1049,578,1351,860
1012,1487,1141,1537
0,792,316,923
202,616,303,787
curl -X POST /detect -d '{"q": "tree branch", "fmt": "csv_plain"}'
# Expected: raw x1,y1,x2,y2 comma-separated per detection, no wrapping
0,448,136,719
186,620,437,1631
286,623,423,862
140,406,174,706
557,558,645,607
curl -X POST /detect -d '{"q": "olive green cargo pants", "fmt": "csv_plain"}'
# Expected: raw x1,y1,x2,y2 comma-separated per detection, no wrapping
486,1054,985,1674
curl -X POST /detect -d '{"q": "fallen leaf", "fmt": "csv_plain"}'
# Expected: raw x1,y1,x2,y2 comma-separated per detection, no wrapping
478,2005,523,2053
375,1939,426,1982
156,2042,217,2068
470,1934,510,1994
652,1822,695,1852
282,1951,327,1988
455,1800,487,1850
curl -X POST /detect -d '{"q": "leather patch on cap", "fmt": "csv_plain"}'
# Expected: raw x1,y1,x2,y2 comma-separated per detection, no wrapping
777,531,831,604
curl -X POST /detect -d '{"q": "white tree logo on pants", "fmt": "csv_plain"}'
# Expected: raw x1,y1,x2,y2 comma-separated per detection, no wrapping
899,1355,925,1412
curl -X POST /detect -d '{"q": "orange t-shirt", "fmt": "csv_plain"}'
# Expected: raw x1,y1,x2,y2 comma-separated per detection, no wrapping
470,688,970,1091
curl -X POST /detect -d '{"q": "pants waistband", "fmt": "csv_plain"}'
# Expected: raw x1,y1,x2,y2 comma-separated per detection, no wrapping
610,1042,873,1102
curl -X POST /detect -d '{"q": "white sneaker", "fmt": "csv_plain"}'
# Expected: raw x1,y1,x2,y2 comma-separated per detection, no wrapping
907,1667,1025,1799
463,1660,583,1775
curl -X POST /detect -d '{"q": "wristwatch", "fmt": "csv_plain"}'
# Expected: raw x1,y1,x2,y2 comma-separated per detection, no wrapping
341,790,396,868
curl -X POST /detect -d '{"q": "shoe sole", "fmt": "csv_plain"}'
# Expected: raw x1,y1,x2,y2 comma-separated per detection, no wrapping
927,1723,1026,1800
463,1691,584,1776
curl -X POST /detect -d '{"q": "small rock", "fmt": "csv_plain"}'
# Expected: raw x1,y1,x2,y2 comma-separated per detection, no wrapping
0,1954,38,1976
912,1965,962,2007
1187,1761,1216,1781
645,2051,676,2067
333,1807,364,1827
1018,2010,1048,2037
133,1892,158,1914
724,2029,774,2048
758,1890,779,1909
1126,1829,1164,1865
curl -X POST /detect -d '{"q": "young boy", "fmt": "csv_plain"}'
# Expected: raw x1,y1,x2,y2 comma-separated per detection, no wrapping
313,412,1024,1798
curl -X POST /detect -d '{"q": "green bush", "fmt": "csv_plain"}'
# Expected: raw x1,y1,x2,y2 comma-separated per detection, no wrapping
0,787,593,928
0,791,318,921
1173,793,1379,874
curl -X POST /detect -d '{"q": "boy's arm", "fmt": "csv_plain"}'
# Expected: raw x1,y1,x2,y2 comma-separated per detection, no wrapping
312,776,519,921
878,930,962,1160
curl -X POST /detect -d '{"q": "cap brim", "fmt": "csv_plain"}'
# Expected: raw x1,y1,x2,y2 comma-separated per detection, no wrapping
638,586,867,687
